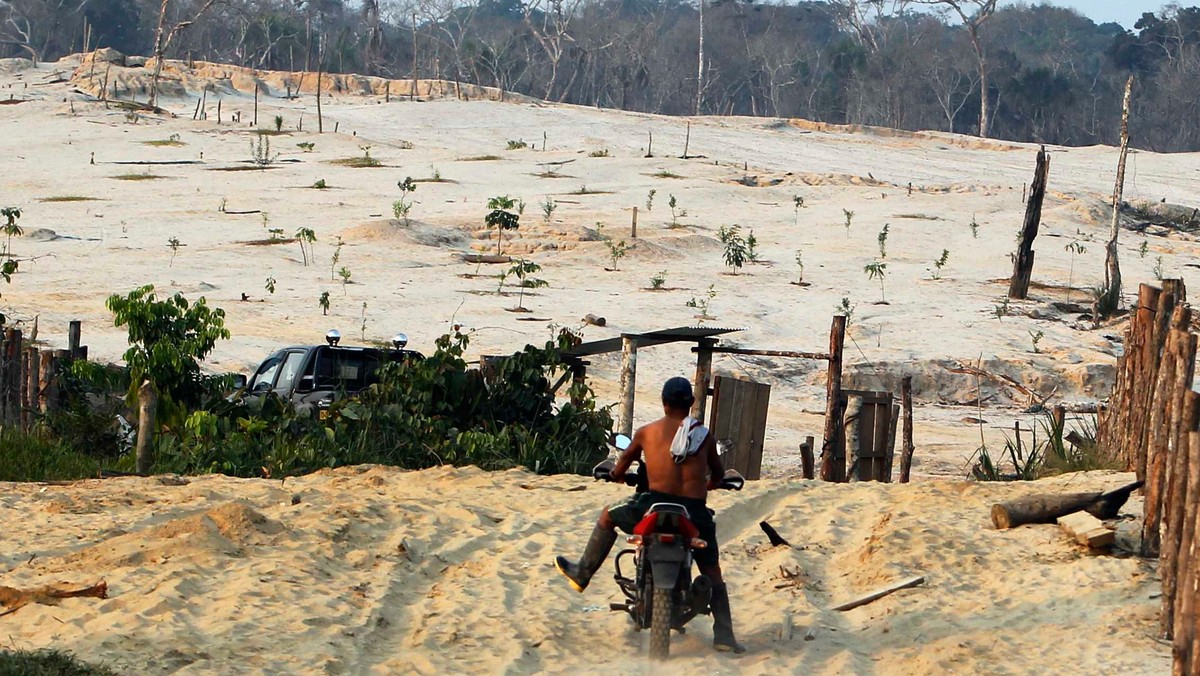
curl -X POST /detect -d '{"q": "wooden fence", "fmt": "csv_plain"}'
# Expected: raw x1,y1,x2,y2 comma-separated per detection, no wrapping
1096,280,1199,674
0,320,87,430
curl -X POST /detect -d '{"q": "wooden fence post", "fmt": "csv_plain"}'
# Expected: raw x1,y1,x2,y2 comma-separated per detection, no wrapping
68,320,82,358
820,315,847,481
900,375,915,483
38,350,55,414
1164,390,1200,639
691,338,714,422
631,206,638,239
1009,146,1050,299
845,395,864,482
617,336,638,438
4,328,20,425
800,436,815,480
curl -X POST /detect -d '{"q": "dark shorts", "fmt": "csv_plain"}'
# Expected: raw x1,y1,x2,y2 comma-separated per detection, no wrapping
607,491,719,568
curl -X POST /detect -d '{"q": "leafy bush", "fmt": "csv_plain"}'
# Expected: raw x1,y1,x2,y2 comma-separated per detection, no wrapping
0,650,119,676
0,429,100,481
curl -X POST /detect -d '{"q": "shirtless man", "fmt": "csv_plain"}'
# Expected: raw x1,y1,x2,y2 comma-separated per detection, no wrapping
554,377,744,653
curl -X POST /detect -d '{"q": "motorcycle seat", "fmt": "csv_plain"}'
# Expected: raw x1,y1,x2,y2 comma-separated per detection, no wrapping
647,503,691,520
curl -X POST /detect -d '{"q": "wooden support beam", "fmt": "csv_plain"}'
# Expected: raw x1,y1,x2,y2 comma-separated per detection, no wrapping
698,346,831,360
692,339,714,422
617,336,638,438
800,436,815,480
68,320,82,359
900,375,915,483
820,316,847,482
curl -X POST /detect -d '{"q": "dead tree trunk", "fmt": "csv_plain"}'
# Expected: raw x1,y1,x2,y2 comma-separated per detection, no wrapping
900,375,915,483
820,315,847,481
1009,146,1050,299
991,481,1141,529
148,0,170,108
1103,76,1134,315
135,380,157,475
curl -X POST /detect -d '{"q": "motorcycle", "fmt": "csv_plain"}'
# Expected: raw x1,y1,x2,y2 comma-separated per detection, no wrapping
594,434,744,659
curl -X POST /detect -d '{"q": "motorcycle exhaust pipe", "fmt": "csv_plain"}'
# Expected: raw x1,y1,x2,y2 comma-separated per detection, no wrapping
690,574,713,613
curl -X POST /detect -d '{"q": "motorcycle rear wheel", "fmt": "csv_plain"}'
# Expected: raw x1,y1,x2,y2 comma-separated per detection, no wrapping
648,588,671,660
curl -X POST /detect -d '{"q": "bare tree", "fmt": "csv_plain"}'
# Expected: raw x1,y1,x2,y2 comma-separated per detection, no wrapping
149,0,227,107
915,0,997,137
1102,75,1134,314
522,0,584,101
832,0,911,55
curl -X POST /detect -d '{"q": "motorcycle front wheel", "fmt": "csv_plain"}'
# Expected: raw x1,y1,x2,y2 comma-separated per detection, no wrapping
648,587,671,660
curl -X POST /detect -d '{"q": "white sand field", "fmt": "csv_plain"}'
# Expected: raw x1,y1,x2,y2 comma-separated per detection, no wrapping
0,52,1192,672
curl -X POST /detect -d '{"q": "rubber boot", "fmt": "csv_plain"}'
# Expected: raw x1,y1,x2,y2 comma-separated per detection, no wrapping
554,524,617,593
710,583,746,654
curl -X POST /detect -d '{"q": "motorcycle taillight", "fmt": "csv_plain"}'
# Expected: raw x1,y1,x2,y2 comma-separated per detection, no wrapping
658,534,676,544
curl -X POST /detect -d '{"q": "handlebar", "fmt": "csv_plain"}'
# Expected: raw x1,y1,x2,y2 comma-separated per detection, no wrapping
591,461,744,491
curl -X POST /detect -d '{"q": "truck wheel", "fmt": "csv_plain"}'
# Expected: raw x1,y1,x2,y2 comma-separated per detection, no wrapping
648,588,671,660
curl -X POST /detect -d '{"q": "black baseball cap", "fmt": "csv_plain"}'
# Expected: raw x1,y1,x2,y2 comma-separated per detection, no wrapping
662,377,695,409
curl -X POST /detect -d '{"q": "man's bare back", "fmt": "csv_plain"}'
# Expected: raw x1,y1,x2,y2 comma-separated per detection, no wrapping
613,414,724,501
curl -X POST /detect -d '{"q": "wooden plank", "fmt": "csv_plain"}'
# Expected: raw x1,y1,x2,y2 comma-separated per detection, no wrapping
832,575,925,612
883,403,900,482
1057,511,1116,548
845,394,864,482
726,378,750,476
747,380,770,480
703,346,830,360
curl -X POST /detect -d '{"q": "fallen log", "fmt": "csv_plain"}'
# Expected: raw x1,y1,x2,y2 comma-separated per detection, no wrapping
461,253,511,264
0,581,107,617
991,480,1142,529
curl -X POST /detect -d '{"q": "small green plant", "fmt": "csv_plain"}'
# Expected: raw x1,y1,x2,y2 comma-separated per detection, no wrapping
1029,329,1045,354
877,224,889,259
508,258,548,310
265,277,276,295
652,170,682,179
312,178,327,189
485,195,521,255
319,290,331,315
1154,255,1164,280
605,238,630,271
273,115,284,132
1,207,22,253
646,189,657,212
793,195,804,225
969,214,979,239
589,148,610,158
143,134,184,147
718,225,748,274
507,139,528,150
668,194,686,227
686,284,718,322
268,228,285,241
429,167,444,182
330,146,381,167
931,249,950,279
393,176,417,225
794,250,805,285
837,297,856,323
540,197,557,223
1139,239,1149,259
650,270,667,289
250,135,278,167
361,302,368,340
864,261,888,302
330,236,344,281
168,236,182,267
1064,240,1086,304
297,142,315,152
746,229,760,262
295,227,316,266
994,298,1010,321
338,266,352,294
842,209,854,236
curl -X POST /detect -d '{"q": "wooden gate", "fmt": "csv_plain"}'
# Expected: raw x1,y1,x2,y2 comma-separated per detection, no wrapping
708,376,771,480
843,390,900,482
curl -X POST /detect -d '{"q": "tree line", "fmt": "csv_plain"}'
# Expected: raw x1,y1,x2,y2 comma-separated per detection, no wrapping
4,0,1200,151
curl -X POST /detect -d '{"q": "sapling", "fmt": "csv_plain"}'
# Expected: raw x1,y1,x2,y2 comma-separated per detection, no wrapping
268,228,285,241
297,142,315,152
746,230,760,262
1,207,21,253
312,179,327,189
507,139,528,150
295,227,316,266
1154,255,1164,280
393,176,417,225
605,238,630,271
338,266,352,294
261,212,270,229
718,225,748,274
931,249,950,279
273,115,284,132
265,277,276,295
793,195,804,226
994,298,1010,321
361,302,368,340
1139,239,1149,259
319,291,331,315
650,270,666,289
646,189,657,212
1064,241,1086,304
969,214,979,239
837,297,856,323
168,237,181,267
843,209,854,236
877,224,889,259
330,236,344,281
250,136,277,166
794,250,805,285
864,261,888,302
541,197,557,223
668,194,686,227
508,258,548,311
485,195,521,255
1029,329,1045,354
686,284,718,322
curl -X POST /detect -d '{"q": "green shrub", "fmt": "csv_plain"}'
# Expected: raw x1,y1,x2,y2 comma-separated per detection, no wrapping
0,430,99,481
0,650,119,676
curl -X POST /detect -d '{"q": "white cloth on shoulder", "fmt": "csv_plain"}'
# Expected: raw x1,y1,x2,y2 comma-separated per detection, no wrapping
670,417,708,464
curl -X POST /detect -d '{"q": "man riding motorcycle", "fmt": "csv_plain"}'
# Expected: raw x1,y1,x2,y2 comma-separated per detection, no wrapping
554,376,745,654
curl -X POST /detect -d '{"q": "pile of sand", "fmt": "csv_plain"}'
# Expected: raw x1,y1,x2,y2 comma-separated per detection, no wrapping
0,467,1168,673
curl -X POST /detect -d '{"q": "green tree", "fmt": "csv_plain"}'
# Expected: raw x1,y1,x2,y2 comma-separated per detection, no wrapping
485,195,521,255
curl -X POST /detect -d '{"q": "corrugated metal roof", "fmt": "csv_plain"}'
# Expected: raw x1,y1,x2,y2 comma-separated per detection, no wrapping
565,326,745,358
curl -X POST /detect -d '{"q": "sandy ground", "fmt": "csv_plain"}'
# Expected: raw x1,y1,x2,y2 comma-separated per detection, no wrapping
0,52,1190,673
3,54,1199,477
0,467,1170,675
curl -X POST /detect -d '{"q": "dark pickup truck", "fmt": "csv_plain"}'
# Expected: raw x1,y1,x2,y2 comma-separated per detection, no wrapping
241,331,422,417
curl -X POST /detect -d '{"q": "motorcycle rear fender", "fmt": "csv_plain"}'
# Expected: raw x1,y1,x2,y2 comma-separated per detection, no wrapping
646,542,689,591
